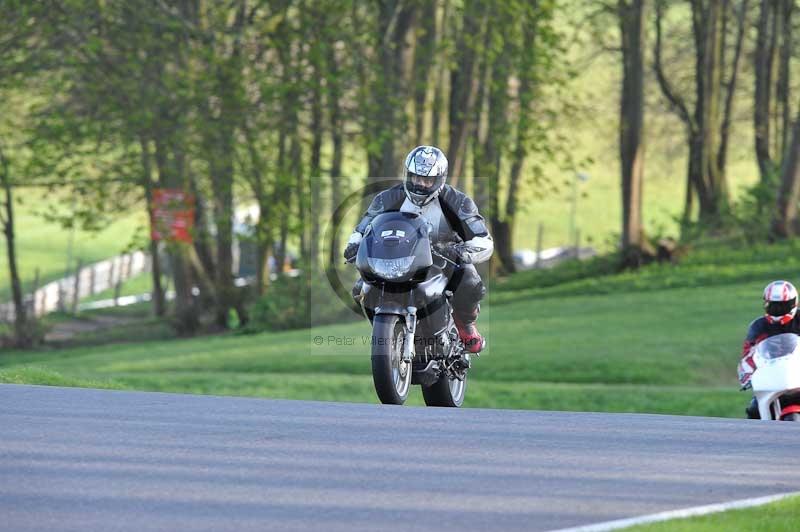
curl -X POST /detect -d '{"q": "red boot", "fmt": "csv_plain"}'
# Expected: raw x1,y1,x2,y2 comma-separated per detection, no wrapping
454,316,485,353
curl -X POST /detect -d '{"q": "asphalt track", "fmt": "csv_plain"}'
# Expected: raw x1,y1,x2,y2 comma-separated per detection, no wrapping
2,384,799,532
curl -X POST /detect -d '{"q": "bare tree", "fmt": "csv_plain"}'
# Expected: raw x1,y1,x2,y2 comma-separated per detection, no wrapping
653,0,748,225
754,0,794,182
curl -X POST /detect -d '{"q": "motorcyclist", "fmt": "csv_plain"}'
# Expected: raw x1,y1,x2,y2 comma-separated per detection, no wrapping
344,145,493,353
739,280,800,419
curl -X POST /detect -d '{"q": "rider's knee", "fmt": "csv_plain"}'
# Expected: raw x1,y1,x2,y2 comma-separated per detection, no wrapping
352,278,364,301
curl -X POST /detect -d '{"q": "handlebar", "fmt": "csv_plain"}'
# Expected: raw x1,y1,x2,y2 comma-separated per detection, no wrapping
432,249,462,269
345,244,462,268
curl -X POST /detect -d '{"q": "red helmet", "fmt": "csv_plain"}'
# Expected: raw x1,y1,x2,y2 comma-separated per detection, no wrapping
763,280,798,325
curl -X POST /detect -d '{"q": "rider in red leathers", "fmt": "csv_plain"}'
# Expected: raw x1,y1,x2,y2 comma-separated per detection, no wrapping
739,280,800,419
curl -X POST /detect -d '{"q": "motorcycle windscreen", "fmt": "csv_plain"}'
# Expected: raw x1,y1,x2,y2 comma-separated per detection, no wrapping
756,333,799,360
356,212,433,282
752,336,800,393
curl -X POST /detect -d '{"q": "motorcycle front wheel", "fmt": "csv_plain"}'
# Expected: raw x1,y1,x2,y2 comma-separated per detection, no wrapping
371,314,411,405
780,412,800,421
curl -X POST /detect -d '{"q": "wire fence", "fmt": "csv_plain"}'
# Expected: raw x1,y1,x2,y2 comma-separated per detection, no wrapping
0,251,151,322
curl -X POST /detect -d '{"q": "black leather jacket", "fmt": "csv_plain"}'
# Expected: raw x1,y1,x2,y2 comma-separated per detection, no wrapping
352,184,493,264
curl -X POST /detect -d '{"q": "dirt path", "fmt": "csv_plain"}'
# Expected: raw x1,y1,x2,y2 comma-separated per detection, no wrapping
45,315,139,343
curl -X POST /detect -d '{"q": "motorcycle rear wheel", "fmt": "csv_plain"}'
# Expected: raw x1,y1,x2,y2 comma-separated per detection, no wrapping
422,371,466,408
780,412,800,421
371,314,411,405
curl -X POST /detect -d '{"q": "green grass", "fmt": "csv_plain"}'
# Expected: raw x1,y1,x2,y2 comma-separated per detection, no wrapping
624,495,800,531
5,237,792,416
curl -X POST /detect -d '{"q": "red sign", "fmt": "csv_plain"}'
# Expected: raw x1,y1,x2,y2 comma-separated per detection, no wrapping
151,189,195,243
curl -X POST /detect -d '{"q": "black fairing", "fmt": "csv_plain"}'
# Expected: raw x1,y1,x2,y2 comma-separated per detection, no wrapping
355,212,433,284
356,212,453,337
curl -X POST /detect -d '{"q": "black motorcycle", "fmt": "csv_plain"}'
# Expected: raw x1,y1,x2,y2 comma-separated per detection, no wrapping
351,211,473,407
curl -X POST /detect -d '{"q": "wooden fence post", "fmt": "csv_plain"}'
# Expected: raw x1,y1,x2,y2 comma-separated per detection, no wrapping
40,286,47,317
535,223,544,269
113,256,123,305
108,259,117,293
29,268,41,316
89,264,96,296
57,280,65,313
71,259,83,315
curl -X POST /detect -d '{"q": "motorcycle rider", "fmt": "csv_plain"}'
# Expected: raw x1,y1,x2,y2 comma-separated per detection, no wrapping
739,280,800,419
344,145,493,353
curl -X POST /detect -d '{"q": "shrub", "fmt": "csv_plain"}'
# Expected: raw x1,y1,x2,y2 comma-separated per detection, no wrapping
244,274,359,332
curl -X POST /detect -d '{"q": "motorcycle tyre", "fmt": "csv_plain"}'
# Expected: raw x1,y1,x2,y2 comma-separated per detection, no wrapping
371,314,411,405
422,372,467,408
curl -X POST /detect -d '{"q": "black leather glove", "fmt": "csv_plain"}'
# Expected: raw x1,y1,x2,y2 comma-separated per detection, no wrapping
344,242,359,262
434,242,463,263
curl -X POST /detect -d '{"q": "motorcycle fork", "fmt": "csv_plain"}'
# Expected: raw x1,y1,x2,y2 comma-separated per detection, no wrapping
403,305,417,363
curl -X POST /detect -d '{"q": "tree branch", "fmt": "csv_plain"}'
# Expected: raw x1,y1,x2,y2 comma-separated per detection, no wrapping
0,144,8,227
653,0,691,125
718,0,749,172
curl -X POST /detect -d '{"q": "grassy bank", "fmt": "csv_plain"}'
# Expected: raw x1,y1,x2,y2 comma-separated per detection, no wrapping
625,495,800,531
5,238,792,416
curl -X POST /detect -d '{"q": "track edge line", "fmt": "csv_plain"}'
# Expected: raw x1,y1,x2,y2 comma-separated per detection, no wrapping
547,490,800,532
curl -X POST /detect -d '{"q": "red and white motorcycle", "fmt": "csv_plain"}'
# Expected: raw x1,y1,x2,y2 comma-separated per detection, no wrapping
746,333,800,421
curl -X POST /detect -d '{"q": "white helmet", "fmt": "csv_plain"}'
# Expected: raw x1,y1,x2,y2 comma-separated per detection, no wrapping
763,280,798,325
403,146,448,206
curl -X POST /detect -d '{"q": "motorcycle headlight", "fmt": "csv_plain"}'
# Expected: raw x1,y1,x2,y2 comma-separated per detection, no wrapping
367,256,415,279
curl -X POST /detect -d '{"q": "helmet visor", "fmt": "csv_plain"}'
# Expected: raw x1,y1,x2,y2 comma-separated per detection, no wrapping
406,171,441,196
765,298,796,318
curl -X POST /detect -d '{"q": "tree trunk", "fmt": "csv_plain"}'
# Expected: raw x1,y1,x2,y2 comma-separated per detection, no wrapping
139,134,166,317
482,17,513,275
326,41,345,275
413,1,437,144
309,50,324,273
365,0,416,195
754,0,778,181
717,0,748,177
618,0,647,265
153,133,199,335
447,0,486,186
432,0,451,147
773,98,800,237
694,0,726,221
241,117,271,296
654,0,732,226
777,0,794,157
0,148,32,348
501,2,542,274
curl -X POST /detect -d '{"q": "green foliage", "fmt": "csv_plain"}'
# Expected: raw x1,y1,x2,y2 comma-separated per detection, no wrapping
727,169,782,242
244,274,358,332
677,170,782,245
